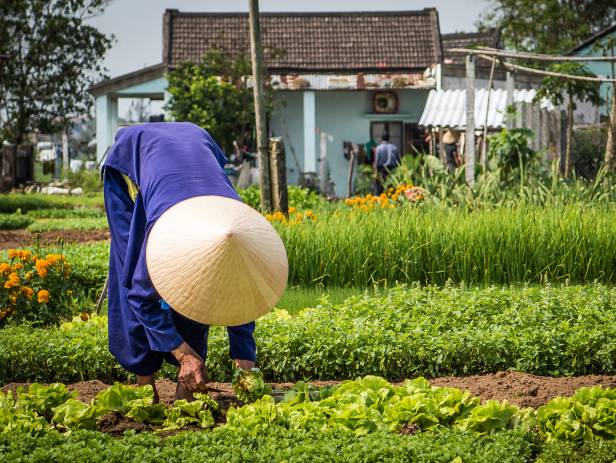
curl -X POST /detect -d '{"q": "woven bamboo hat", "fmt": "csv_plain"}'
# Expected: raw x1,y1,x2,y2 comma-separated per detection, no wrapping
146,196,288,326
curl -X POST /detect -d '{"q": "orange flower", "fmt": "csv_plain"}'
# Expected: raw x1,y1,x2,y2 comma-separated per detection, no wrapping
7,249,18,260
80,312,90,321
0,263,11,274
35,259,49,278
288,207,297,214
18,250,32,261
13,263,23,271
4,272,19,289
21,286,34,299
37,289,50,303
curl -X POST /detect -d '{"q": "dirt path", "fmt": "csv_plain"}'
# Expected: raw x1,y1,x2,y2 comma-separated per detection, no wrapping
4,372,616,409
0,229,109,249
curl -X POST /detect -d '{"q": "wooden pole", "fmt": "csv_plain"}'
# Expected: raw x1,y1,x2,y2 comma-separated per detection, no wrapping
475,53,616,83
482,58,496,169
248,0,272,213
269,137,288,214
347,146,356,197
605,44,616,171
465,55,475,186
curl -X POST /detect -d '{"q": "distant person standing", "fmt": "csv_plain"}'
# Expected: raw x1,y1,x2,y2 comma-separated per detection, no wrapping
373,133,401,195
442,128,459,173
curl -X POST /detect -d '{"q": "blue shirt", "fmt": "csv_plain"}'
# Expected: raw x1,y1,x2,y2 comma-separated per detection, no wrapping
375,142,401,169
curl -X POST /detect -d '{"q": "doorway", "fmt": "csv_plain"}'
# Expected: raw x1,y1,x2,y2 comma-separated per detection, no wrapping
370,121,402,153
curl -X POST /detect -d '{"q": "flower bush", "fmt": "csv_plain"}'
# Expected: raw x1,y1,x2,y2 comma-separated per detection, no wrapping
264,208,318,224
344,183,425,210
0,249,74,327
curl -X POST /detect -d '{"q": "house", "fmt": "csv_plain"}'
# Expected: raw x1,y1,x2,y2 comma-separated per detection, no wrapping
569,23,616,117
89,9,538,195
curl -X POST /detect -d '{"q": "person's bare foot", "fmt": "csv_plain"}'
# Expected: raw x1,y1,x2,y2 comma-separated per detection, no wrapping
136,374,160,403
235,359,256,370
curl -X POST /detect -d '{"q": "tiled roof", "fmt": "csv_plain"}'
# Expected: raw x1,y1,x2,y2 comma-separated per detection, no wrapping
163,10,442,72
441,29,500,65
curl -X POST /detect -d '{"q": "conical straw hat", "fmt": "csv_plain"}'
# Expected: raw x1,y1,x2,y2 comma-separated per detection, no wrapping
146,196,288,326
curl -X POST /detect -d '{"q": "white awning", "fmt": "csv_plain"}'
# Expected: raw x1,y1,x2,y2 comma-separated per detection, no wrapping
418,89,553,129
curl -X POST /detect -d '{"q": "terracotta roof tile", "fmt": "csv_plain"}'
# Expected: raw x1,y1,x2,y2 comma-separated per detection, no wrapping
441,29,500,65
164,10,441,71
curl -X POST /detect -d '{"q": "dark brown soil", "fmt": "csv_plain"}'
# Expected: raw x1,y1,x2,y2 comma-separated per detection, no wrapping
97,411,149,436
0,229,109,249
430,371,616,408
4,372,616,410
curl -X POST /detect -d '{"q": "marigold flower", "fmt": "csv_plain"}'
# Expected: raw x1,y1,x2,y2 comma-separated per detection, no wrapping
4,272,19,289
80,312,90,321
13,263,23,271
288,207,297,214
7,249,18,260
37,289,50,303
0,263,11,274
21,286,34,299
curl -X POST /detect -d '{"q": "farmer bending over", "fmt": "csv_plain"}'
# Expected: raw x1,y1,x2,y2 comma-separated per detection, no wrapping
102,122,287,401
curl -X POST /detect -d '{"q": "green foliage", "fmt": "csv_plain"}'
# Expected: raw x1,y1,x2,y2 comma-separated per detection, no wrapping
538,439,616,463
488,128,536,173
165,50,257,153
278,206,616,287
2,285,616,384
0,193,104,214
0,427,535,463
478,0,616,54
0,213,32,230
535,63,602,109
537,386,616,442
238,185,325,211
0,0,112,145
67,169,103,194
26,217,108,233
26,207,103,219
232,368,272,402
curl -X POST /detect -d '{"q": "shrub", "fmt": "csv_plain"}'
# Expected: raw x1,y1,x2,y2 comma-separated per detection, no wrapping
0,250,74,327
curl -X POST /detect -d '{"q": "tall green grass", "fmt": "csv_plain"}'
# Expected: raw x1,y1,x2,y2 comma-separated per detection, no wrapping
278,205,616,287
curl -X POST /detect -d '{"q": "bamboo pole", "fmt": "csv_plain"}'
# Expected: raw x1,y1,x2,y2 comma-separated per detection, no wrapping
481,58,496,169
463,52,616,83
449,46,616,62
465,55,476,186
248,0,272,213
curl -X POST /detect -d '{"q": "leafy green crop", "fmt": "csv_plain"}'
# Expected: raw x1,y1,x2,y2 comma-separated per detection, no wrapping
538,386,616,442
232,367,272,402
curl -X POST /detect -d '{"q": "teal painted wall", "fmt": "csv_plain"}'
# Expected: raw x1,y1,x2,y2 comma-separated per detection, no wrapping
574,30,616,116
270,92,304,185
270,90,428,196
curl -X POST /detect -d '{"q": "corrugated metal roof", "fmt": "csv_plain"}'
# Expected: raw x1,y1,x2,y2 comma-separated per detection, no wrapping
419,89,553,128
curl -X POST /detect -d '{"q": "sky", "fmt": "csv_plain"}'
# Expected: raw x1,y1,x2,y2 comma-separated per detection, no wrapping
88,0,492,79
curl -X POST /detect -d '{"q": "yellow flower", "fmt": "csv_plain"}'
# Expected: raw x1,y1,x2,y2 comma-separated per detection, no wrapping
37,289,50,303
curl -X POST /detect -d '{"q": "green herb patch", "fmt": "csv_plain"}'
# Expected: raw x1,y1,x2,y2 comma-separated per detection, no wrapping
26,217,108,233
1,285,616,384
0,214,32,230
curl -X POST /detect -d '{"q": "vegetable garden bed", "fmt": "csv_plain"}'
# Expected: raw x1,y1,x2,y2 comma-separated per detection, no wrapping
2,376,615,463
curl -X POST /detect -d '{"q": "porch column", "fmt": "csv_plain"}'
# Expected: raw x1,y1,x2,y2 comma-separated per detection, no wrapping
303,90,316,172
95,95,118,162
163,89,173,121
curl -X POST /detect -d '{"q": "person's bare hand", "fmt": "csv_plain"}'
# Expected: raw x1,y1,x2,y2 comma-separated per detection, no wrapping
172,342,207,393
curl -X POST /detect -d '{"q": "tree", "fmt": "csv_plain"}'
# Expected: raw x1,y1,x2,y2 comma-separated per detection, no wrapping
0,0,113,146
535,63,602,177
479,0,616,54
165,50,259,154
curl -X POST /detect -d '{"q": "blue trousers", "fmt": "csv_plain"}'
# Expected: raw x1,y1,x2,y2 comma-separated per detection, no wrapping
104,167,256,376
